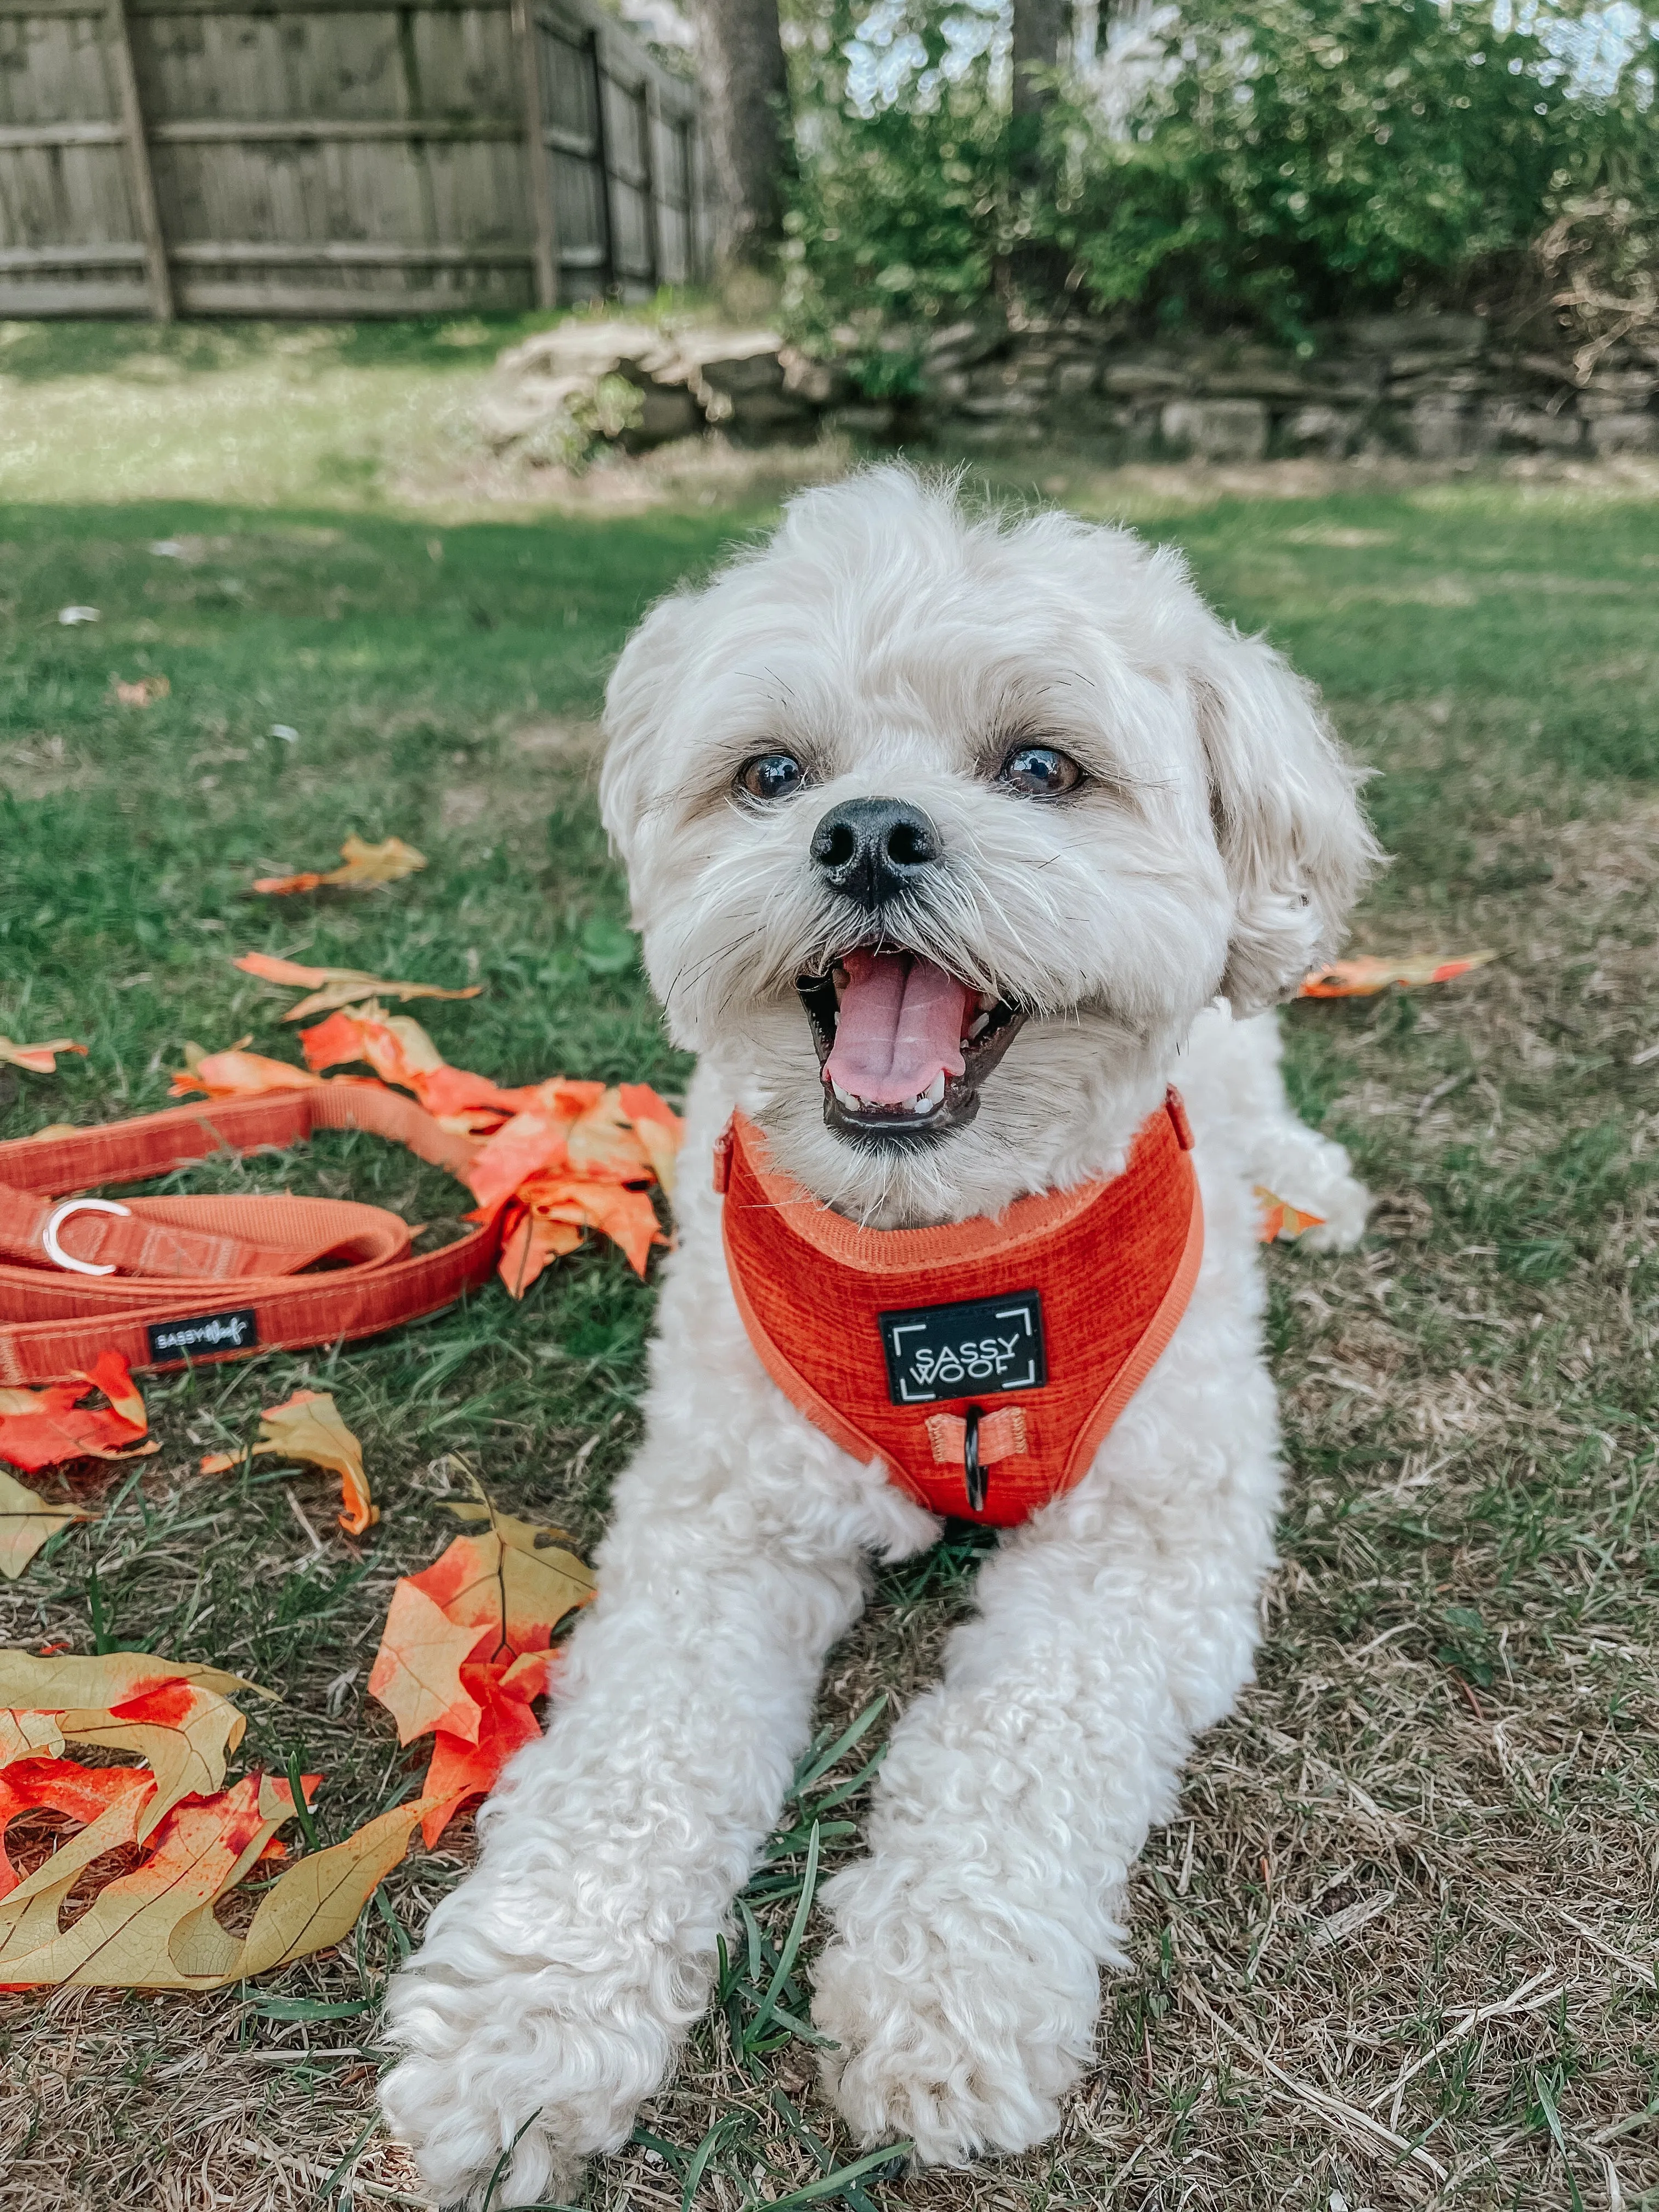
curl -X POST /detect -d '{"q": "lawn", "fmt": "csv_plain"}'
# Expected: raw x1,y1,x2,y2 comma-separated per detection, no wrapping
1,321,1657,2212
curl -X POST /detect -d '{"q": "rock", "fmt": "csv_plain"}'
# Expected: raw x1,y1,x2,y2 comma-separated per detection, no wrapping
623,383,703,448
1408,396,1492,460
1054,359,1099,398
1279,404,1358,457
1347,312,1487,355
1103,357,1192,398
824,402,899,439
780,348,851,408
1160,398,1269,461
1482,402,1583,452
922,312,1009,379
1589,411,1659,455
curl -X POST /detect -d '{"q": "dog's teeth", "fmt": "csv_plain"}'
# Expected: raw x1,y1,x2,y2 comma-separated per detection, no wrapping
912,1093,930,1114
923,1073,946,1107
831,1081,857,1108
966,1011,990,1041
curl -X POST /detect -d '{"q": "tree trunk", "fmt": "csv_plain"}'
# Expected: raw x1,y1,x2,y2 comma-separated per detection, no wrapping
687,0,791,271
1011,0,1071,117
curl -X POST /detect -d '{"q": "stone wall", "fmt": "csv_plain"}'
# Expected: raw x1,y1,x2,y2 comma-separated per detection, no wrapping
847,309,1659,460
478,310,1659,467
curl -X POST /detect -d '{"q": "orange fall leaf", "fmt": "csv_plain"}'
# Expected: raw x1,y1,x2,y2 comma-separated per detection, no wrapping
0,1351,155,1475
253,835,426,896
234,951,481,1023
1255,1186,1327,1243
199,1390,375,1535
0,1036,88,1076
368,1499,594,1843
1298,951,1496,998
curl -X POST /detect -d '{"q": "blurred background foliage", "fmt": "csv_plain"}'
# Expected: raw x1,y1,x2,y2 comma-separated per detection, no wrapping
777,0,1659,346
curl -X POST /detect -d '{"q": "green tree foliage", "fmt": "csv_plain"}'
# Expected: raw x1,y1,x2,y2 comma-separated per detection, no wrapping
782,0,1659,342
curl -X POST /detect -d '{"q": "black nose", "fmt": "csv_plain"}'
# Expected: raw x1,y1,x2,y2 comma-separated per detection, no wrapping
810,797,942,909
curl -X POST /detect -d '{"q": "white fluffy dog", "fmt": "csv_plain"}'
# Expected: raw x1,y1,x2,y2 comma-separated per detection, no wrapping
380,468,1380,2206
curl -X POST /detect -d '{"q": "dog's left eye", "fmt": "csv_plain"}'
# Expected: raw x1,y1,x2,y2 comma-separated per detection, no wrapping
1000,745,1084,798
737,752,806,803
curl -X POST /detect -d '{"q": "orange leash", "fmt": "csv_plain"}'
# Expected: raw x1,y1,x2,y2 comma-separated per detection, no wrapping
0,1084,500,1386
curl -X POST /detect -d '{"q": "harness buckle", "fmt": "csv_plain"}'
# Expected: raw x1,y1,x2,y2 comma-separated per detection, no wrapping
963,1404,987,1514
42,1198,131,1277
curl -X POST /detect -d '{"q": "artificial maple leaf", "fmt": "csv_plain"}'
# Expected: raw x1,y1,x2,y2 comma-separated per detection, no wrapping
0,1036,87,1076
617,1084,684,1197
0,1470,92,1581
253,835,426,896
234,951,482,1023
0,1352,155,1474
1256,1186,1327,1243
1298,951,1496,998
170,1040,324,1099
199,1390,375,1534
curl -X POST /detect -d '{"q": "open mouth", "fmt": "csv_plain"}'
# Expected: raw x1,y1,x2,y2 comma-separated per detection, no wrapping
795,950,1026,1142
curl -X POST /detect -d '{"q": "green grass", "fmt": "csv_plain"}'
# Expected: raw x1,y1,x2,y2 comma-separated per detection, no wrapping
1,323,1657,2211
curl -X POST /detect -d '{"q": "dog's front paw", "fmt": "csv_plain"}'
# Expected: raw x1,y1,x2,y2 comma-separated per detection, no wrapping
1295,1165,1369,1253
811,1858,1098,2165
379,1882,678,2208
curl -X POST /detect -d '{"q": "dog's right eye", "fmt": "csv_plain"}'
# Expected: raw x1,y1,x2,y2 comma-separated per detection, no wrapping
737,753,806,803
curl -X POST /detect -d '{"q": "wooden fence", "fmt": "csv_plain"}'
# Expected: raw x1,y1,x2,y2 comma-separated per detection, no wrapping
0,0,709,318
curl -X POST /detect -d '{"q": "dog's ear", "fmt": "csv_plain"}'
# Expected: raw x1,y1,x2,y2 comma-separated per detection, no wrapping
599,590,699,890
1189,624,1381,1014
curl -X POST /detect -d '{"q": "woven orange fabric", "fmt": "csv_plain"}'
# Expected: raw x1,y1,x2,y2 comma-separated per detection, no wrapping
718,1093,1203,1527
0,1085,501,1386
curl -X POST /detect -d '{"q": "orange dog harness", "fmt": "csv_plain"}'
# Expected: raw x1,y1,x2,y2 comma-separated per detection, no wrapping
716,1091,1203,1526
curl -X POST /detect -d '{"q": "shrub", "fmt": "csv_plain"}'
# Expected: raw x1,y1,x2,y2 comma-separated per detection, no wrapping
782,0,1659,343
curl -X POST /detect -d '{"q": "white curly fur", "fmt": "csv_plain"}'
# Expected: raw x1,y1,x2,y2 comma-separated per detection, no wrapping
379,469,1380,2207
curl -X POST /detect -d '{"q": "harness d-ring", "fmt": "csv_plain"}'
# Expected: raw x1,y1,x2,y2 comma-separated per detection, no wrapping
963,1404,987,1514
42,1197,131,1277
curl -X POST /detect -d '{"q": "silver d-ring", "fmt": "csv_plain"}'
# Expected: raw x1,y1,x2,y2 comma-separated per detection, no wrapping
43,1197,131,1277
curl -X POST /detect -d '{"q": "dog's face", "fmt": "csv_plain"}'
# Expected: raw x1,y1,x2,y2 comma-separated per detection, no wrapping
601,471,1375,1224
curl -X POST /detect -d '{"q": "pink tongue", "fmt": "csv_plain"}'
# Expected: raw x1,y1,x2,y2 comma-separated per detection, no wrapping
824,952,974,1105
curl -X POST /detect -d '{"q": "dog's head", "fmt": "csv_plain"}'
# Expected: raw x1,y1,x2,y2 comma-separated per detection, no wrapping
601,469,1377,1223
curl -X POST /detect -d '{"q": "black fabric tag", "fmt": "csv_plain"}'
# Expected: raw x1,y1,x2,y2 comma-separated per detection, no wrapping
145,1307,259,1364
878,1289,1046,1406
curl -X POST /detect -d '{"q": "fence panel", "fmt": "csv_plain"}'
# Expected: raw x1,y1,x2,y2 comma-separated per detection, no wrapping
0,0,706,316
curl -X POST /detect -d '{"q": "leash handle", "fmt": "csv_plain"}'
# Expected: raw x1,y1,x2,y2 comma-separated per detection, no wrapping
0,1083,499,1387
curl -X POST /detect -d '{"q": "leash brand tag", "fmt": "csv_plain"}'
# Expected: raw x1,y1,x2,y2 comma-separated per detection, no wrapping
146,1307,259,1364
877,1289,1046,1406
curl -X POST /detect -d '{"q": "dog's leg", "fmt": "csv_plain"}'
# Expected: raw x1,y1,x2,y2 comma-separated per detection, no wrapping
1187,1005,1370,1251
380,1415,921,2209
812,1314,1278,2165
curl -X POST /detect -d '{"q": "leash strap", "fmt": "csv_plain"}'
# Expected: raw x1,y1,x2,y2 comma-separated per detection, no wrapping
0,1083,500,1386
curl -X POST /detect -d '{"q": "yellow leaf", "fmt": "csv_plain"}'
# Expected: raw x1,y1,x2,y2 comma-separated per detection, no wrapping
0,1036,87,1075
202,1390,375,1535
0,1469,92,1581
253,836,426,896
1255,1185,1327,1242
233,952,481,1023
1298,951,1496,998
366,1579,490,1746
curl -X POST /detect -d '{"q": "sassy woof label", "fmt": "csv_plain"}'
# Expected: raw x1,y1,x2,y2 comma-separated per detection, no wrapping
878,1290,1046,1406
145,1307,259,1363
